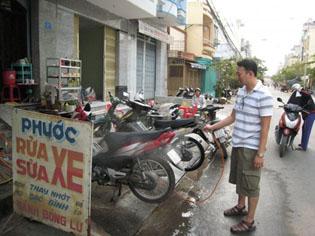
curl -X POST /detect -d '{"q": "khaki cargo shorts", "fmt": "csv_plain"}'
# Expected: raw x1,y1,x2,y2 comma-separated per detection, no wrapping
229,147,261,197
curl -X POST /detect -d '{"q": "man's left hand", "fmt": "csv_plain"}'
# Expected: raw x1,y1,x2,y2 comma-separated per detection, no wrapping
254,156,264,169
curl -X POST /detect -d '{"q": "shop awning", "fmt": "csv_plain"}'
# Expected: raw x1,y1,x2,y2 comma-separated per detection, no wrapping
190,63,206,70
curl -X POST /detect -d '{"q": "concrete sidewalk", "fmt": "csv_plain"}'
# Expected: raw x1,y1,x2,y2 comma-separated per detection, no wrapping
0,163,208,236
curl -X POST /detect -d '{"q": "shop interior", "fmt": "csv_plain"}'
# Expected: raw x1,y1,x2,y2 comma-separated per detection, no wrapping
0,0,35,103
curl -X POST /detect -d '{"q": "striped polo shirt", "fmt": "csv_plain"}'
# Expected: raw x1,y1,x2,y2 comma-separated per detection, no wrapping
232,80,273,150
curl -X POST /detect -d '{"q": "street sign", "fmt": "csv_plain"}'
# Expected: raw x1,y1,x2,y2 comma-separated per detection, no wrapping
12,109,93,236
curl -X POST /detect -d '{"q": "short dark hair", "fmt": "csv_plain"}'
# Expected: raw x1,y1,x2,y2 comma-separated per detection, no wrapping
237,59,257,77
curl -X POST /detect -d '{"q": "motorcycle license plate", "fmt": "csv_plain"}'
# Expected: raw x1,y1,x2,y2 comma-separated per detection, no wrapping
214,129,225,139
167,149,181,165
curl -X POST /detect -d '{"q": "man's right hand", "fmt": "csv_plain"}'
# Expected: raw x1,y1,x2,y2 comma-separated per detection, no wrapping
202,124,214,132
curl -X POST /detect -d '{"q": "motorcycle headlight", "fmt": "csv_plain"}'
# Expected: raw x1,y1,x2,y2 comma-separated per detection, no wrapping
285,116,298,129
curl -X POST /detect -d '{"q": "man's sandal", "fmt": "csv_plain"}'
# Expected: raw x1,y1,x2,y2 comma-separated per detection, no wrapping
224,205,248,216
230,220,256,234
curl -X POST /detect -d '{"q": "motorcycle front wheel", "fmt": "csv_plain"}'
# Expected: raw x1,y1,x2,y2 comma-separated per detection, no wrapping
279,135,288,157
129,155,175,204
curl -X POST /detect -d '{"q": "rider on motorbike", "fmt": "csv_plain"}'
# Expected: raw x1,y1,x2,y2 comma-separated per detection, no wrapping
288,83,315,151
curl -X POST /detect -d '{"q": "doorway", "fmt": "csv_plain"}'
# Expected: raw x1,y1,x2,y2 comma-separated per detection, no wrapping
79,17,104,100
0,0,28,72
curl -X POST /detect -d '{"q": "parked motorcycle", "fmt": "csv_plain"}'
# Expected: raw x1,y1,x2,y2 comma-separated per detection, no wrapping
175,87,195,98
176,88,185,97
275,97,304,157
158,103,181,120
145,104,231,169
92,129,176,203
153,118,206,171
222,88,232,100
91,92,176,203
195,105,232,159
183,87,195,99
113,92,206,172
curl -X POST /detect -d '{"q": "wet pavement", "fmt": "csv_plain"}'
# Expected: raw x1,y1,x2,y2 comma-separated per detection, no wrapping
137,88,315,236
1,89,315,236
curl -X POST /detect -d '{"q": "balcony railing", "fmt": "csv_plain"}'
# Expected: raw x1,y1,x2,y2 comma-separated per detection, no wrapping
170,40,185,51
203,38,214,48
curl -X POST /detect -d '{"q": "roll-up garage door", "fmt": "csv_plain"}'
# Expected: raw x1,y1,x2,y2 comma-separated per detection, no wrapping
136,34,156,99
136,40,144,93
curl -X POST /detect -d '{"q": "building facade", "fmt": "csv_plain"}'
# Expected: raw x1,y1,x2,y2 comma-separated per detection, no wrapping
301,19,315,89
284,45,301,67
167,0,217,96
1,0,187,101
301,20,315,64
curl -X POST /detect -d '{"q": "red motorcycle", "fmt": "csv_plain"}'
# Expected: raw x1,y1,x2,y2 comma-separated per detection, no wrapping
275,97,304,157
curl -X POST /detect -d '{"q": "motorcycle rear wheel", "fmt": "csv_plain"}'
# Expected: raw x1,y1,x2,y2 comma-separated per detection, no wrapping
129,155,175,204
279,135,288,157
213,142,228,160
171,136,205,171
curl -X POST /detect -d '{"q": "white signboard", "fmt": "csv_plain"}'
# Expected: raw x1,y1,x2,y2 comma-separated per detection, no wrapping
138,20,173,44
12,109,93,236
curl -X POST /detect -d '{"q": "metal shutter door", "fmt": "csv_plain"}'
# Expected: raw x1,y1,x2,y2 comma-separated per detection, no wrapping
144,43,156,99
136,40,144,92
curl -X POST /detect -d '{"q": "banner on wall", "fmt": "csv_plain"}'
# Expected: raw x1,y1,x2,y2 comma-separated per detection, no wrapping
12,109,93,236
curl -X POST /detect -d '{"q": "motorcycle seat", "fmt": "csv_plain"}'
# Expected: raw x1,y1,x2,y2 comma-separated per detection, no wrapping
154,118,195,129
104,128,170,152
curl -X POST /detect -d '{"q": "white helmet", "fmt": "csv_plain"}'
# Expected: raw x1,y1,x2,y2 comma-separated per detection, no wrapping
291,83,302,91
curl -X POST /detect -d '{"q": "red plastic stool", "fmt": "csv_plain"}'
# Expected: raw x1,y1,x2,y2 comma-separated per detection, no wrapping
179,106,198,118
1,84,21,103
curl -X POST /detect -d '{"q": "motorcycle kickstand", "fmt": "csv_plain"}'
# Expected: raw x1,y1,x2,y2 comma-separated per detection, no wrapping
110,183,122,203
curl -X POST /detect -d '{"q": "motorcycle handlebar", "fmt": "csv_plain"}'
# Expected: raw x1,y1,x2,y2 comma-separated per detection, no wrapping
199,106,224,112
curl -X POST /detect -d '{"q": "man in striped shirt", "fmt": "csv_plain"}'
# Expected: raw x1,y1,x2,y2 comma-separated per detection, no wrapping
203,59,273,234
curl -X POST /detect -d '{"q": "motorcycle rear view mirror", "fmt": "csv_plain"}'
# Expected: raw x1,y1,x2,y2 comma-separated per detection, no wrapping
277,97,283,103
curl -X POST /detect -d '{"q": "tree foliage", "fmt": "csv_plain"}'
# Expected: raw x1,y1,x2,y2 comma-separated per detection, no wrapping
271,62,305,83
306,54,315,81
252,57,268,80
212,58,238,96
212,57,268,97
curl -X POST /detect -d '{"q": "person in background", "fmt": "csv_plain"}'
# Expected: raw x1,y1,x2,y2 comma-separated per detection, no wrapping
192,88,206,108
203,59,273,234
288,83,315,151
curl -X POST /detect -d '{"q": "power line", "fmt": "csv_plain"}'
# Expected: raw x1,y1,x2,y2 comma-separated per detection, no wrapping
211,0,242,43
205,0,242,58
